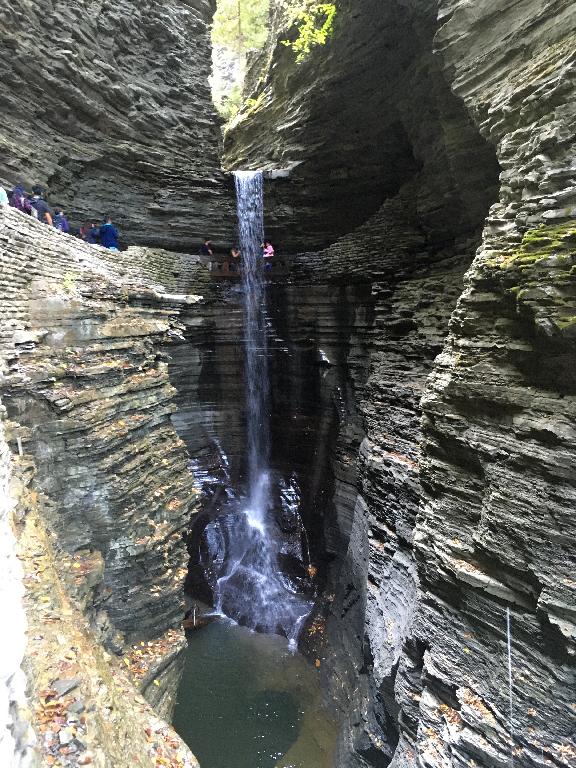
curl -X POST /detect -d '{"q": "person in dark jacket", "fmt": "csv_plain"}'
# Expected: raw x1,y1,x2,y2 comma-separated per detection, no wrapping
86,223,100,244
229,246,241,272
53,209,70,233
10,184,33,215
30,185,52,226
99,215,119,250
199,238,213,257
80,222,95,242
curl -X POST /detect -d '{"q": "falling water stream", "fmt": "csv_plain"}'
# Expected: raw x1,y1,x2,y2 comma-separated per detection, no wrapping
173,172,336,767
207,171,312,640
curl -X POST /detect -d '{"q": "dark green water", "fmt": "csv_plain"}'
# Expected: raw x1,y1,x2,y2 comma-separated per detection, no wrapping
173,621,337,768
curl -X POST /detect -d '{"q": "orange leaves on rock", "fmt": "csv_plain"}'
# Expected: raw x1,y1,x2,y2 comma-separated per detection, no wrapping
307,616,326,638
459,688,496,724
35,694,68,731
39,688,57,701
125,629,182,680
553,743,576,760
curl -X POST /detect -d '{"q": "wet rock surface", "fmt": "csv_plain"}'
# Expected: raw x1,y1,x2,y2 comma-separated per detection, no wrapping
166,276,374,625
15,501,198,768
1,210,198,645
402,3,576,766
0,0,575,766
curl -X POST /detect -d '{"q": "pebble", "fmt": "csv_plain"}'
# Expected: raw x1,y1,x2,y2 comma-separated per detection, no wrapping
58,727,75,745
52,677,81,697
68,698,85,714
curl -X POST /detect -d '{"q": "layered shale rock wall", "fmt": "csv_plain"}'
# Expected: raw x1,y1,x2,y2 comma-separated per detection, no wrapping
226,1,576,767
1,0,575,766
0,207,201,765
406,3,576,767
224,0,499,253
0,0,235,250
164,274,375,604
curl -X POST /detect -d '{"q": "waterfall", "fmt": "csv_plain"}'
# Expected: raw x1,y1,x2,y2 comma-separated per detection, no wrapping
205,171,311,642
235,170,270,520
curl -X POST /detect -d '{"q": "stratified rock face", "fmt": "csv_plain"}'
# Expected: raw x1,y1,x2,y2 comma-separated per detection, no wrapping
0,0,235,249
0,207,203,765
0,207,198,645
224,0,499,252
294,196,483,767
0,412,35,768
164,273,375,610
397,3,576,766
225,2,576,767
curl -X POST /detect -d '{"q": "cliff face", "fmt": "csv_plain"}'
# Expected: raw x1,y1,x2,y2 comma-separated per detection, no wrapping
0,411,34,767
163,274,375,608
1,0,575,766
405,3,576,766
0,0,235,250
0,207,201,766
224,0,499,252
224,1,576,767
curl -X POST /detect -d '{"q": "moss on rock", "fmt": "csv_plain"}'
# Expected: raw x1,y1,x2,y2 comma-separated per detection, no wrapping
500,221,576,270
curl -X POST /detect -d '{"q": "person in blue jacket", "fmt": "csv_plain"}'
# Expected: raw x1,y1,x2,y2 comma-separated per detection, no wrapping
53,209,70,233
82,222,100,244
99,215,119,251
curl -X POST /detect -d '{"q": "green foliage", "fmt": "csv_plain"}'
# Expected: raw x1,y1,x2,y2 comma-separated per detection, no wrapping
216,84,244,121
212,0,270,123
244,92,266,114
281,2,337,62
213,0,270,53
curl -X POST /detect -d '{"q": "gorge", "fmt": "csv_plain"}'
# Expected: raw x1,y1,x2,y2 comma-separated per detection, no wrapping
1,1,575,768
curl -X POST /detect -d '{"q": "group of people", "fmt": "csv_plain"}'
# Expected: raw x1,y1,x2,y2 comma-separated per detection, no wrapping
1,187,276,263
0,182,120,251
200,237,276,270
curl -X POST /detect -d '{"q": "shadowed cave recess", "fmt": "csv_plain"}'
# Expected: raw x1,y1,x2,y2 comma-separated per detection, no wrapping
1,0,575,767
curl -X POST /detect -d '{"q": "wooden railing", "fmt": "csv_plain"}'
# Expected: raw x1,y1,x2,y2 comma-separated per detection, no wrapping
207,254,290,279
